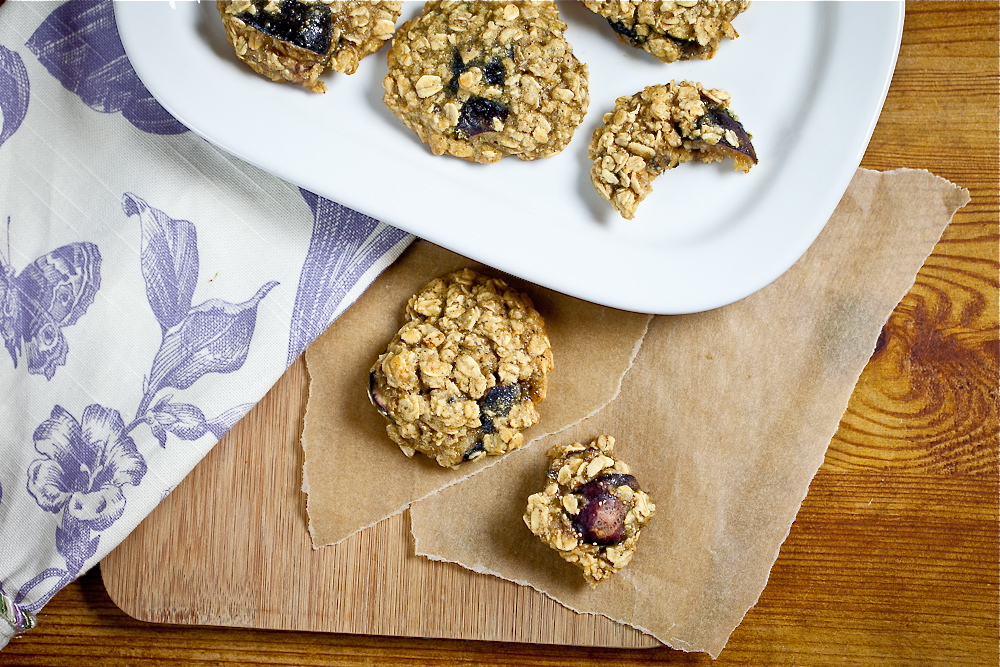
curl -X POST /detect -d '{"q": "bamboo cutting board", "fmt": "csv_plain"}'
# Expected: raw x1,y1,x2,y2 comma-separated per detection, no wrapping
100,355,659,648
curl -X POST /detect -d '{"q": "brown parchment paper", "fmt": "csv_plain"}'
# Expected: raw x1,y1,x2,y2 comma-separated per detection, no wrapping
409,168,971,658
302,241,652,547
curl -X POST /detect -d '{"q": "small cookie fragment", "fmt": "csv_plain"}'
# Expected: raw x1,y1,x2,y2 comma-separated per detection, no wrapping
383,1,590,163
589,80,757,219
218,0,401,92
583,0,750,63
524,435,655,585
369,269,553,469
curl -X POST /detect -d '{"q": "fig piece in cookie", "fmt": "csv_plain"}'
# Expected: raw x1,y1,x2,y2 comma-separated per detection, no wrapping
218,0,401,92
383,1,589,163
369,269,553,469
588,81,757,219
583,0,750,63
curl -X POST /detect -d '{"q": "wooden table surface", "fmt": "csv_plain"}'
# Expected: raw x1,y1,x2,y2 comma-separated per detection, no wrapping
4,2,997,665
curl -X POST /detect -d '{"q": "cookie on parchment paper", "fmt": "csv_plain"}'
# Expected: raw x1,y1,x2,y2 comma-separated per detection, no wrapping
525,435,656,586
369,269,553,469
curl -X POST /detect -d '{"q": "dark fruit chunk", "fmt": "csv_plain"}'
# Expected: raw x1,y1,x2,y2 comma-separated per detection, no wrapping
478,383,521,433
462,439,487,462
456,97,509,137
700,106,757,164
608,19,647,45
484,57,506,86
368,372,391,419
572,491,627,546
587,473,639,495
238,0,332,55
448,48,466,94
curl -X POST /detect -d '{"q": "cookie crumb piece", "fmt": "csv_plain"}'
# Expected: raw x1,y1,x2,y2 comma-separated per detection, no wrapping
524,435,655,585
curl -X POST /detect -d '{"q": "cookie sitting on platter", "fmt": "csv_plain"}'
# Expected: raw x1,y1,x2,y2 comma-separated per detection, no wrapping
589,80,757,219
218,0,401,92
524,435,655,585
369,269,553,469
583,0,750,63
383,1,589,163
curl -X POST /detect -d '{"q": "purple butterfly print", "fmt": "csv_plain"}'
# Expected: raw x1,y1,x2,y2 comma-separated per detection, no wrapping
286,189,410,364
0,44,30,149
25,0,187,135
0,240,102,380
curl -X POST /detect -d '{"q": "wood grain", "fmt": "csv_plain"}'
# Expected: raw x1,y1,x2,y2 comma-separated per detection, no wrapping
4,2,997,665
98,357,657,648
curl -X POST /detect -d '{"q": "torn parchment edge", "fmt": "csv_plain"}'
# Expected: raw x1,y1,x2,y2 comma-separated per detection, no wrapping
302,314,654,549
408,168,972,658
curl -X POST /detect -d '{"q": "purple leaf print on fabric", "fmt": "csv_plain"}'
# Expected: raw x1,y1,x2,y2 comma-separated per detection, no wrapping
27,405,146,532
287,190,410,364
0,240,102,379
122,193,198,330
147,281,278,395
0,44,30,149
12,568,66,613
25,0,187,135
205,403,254,439
148,395,208,446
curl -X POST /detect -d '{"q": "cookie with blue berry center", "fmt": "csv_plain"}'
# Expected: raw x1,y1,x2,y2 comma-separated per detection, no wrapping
383,1,589,163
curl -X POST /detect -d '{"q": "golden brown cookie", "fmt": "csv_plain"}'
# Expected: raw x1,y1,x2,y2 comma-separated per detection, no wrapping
369,269,553,468
583,0,750,62
383,1,589,163
589,80,757,219
218,0,401,92
525,435,655,585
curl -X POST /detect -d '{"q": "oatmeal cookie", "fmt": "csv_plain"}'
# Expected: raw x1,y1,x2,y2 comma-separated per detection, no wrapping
524,435,655,585
583,0,750,63
589,80,757,219
218,0,401,92
382,1,589,163
369,269,553,469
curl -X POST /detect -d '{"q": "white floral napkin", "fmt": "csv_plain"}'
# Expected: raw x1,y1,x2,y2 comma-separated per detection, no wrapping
0,0,411,647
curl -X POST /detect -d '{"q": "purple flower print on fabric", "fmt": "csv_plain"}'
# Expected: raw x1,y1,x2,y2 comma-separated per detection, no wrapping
286,189,410,364
19,404,146,611
146,282,277,396
0,44,30,149
13,192,279,612
0,234,102,380
27,405,146,533
25,0,187,135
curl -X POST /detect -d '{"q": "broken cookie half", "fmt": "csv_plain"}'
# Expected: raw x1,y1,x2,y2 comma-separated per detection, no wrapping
589,80,757,219
583,0,751,63
218,0,401,92
525,435,655,585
